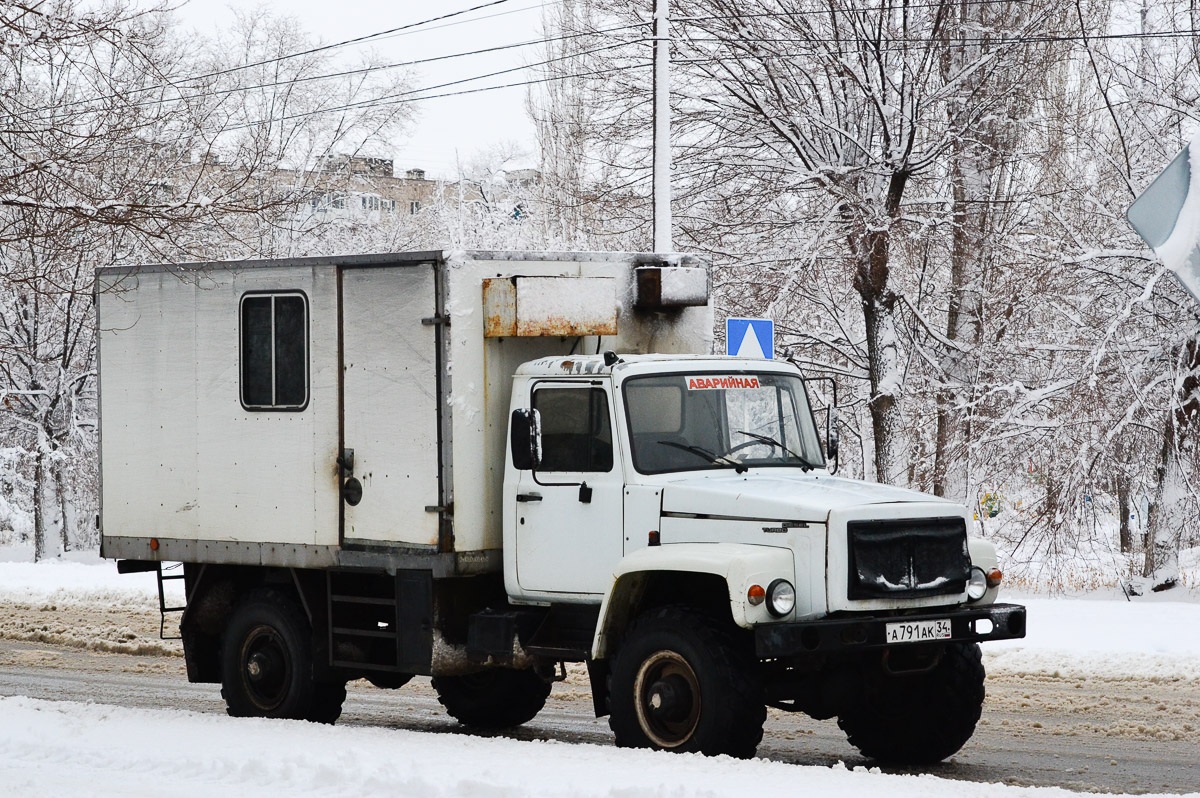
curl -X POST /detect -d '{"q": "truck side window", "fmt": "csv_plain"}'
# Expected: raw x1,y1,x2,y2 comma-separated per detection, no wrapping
240,292,308,410
532,387,613,472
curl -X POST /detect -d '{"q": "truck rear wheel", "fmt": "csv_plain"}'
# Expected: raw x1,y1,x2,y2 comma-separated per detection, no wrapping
608,607,765,759
837,641,985,764
220,589,344,724
431,668,551,729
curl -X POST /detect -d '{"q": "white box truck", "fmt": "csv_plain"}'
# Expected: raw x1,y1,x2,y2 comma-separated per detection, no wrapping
98,250,1025,763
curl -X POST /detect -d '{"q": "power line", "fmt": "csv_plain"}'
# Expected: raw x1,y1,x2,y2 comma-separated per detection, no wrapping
176,0,511,82
228,50,650,132
8,26,648,156
350,0,552,45
33,36,648,137
42,1,514,114
219,58,653,135
108,21,648,116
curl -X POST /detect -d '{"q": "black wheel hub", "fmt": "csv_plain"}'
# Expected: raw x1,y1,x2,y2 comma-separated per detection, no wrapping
646,674,694,723
246,650,277,682
633,650,703,748
240,625,290,710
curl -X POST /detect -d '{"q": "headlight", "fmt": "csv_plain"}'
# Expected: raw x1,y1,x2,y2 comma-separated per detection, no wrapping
966,567,988,601
766,579,796,617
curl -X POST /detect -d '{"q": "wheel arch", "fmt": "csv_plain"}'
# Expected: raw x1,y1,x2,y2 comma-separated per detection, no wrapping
180,564,314,683
590,543,794,660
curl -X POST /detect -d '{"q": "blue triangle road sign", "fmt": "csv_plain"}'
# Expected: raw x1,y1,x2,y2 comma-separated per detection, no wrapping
726,317,773,359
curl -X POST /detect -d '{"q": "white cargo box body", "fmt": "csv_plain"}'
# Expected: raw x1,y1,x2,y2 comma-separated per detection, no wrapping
98,251,711,574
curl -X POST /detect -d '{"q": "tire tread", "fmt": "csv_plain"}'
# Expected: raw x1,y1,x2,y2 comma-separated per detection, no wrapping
608,606,765,759
837,641,985,764
432,668,551,729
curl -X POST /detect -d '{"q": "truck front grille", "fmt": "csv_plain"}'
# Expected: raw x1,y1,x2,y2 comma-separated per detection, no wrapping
846,517,970,600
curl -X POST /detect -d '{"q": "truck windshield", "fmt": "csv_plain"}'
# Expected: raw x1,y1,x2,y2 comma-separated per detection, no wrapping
623,372,826,475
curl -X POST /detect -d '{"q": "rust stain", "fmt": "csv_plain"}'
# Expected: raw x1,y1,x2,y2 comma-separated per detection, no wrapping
483,278,517,337
515,315,619,337
484,276,618,337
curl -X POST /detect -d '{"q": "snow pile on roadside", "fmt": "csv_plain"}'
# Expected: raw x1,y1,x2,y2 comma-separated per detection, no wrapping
987,597,1200,681
0,557,183,656
0,555,182,608
2,695,1188,798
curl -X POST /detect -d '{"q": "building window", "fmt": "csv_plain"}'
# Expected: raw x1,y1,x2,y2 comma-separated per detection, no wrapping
410,200,420,215
241,292,309,410
331,195,345,210
532,387,613,472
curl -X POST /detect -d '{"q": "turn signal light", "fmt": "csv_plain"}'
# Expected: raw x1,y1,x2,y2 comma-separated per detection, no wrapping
986,568,1003,588
747,584,766,606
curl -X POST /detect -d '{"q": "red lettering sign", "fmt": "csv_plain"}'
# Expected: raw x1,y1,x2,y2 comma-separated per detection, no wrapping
685,375,762,390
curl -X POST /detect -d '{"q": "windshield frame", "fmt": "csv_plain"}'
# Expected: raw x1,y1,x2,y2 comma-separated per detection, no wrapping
620,369,827,476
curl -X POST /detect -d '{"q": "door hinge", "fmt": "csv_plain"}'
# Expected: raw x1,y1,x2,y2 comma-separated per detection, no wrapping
421,315,449,326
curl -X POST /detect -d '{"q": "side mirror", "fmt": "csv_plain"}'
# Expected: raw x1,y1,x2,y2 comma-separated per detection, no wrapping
510,408,542,471
826,407,840,472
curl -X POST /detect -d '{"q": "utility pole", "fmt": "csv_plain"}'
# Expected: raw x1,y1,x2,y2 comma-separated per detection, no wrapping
653,0,672,253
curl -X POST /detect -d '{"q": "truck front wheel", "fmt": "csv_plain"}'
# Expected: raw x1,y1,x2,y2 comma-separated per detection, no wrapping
220,589,345,724
608,607,765,759
836,641,985,764
431,668,551,729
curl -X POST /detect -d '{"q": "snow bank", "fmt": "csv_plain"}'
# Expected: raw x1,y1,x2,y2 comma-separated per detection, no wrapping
1,696,1188,798
985,597,1200,681
0,555,182,607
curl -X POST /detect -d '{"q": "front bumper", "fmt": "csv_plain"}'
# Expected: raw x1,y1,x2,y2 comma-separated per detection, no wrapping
755,602,1026,659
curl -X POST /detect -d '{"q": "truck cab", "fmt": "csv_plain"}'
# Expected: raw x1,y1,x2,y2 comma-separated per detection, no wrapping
502,354,1024,762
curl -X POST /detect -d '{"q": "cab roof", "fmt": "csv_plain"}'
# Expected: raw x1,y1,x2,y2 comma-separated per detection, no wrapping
513,354,801,379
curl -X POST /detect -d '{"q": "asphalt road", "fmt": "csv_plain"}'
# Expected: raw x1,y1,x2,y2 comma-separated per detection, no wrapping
1,603,1197,795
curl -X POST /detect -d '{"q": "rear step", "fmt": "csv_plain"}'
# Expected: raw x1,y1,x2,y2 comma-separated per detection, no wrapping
156,563,186,640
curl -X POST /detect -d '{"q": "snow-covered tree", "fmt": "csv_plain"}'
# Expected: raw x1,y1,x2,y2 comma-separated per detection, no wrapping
0,1,413,558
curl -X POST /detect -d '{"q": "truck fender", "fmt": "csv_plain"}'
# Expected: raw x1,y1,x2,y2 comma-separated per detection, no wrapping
590,542,794,659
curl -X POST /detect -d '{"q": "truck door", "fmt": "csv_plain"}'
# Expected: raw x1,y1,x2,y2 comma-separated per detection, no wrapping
339,264,442,547
515,383,624,594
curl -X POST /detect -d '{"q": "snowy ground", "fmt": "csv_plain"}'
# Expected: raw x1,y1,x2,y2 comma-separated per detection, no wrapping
2,555,1199,797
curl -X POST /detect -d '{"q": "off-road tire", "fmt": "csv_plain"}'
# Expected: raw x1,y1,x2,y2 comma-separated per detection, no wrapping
608,606,765,759
837,642,986,764
431,668,551,729
220,589,341,723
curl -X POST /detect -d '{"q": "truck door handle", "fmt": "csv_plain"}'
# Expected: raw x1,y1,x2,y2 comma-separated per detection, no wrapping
516,493,543,502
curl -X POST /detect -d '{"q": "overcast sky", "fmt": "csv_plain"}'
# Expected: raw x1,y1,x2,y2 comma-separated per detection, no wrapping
171,0,546,179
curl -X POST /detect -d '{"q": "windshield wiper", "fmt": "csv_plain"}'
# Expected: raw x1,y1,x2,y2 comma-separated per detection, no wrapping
657,440,748,474
734,430,820,472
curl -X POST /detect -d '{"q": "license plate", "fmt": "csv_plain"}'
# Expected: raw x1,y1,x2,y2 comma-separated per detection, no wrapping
885,618,952,644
